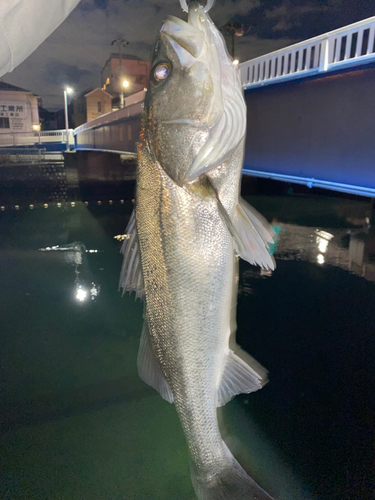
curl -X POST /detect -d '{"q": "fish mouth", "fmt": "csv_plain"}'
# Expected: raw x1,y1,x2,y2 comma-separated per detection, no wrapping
161,13,205,61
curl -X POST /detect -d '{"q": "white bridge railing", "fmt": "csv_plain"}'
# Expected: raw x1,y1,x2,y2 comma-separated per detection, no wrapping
0,129,74,147
240,16,375,89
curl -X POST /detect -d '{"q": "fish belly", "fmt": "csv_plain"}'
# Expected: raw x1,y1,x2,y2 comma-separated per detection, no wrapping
137,151,235,473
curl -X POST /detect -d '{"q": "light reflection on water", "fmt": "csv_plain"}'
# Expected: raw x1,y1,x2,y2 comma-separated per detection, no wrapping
0,192,374,500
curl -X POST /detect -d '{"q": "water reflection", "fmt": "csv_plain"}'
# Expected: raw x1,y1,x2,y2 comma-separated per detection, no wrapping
242,223,375,285
39,242,101,302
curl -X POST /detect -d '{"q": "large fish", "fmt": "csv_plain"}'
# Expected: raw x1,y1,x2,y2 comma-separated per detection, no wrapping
120,2,275,499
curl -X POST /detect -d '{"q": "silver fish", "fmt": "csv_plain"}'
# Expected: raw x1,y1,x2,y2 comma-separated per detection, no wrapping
120,3,275,499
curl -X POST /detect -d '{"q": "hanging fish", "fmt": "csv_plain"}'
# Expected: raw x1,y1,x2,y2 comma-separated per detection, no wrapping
120,2,274,498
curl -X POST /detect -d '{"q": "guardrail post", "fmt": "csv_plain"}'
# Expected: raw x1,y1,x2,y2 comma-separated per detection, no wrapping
319,37,329,71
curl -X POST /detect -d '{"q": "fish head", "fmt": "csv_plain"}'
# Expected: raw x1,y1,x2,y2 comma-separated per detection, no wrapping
143,2,246,186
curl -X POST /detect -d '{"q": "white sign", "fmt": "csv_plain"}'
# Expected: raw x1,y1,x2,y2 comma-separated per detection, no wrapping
0,101,28,131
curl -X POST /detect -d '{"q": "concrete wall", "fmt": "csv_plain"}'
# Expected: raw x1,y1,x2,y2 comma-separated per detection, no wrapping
244,66,375,190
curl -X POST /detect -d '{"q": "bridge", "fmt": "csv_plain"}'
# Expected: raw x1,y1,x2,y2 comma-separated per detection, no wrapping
2,16,375,197
0,129,74,162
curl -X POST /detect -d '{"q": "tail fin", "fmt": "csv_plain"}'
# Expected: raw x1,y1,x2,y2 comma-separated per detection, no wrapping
190,443,273,500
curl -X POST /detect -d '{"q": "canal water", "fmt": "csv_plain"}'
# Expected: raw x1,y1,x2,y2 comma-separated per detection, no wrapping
0,162,374,500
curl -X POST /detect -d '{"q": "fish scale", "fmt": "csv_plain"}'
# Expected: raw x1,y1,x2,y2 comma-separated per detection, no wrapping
137,145,233,472
120,3,274,498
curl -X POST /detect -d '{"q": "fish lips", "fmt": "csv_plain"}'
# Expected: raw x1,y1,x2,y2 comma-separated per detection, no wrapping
161,15,204,67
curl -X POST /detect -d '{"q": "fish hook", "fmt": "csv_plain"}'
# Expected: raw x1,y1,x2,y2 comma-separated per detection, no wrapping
179,0,215,13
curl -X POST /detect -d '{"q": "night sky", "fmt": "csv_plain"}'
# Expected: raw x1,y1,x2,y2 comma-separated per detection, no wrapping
2,0,375,110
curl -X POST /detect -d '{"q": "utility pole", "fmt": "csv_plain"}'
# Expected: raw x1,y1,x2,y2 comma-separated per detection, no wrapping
111,37,129,108
221,22,244,60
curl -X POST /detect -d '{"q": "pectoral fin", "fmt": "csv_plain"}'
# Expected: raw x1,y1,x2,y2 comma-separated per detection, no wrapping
218,347,268,407
137,321,174,404
215,193,275,270
119,210,145,300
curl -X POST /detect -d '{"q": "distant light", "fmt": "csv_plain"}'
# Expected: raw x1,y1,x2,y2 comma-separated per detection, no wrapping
123,80,130,88
76,287,88,302
316,230,334,253
29,204,34,209
32,124,40,131
233,59,239,66
44,203,48,208
57,202,61,208
66,87,73,94
71,202,75,207
15,205,19,210
317,237,329,253
317,254,325,265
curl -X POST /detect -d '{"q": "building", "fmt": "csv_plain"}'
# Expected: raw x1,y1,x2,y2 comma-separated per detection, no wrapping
0,82,40,133
101,53,150,101
70,88,93,128
71,87,113,128
85,88,113,123
38,106,58,130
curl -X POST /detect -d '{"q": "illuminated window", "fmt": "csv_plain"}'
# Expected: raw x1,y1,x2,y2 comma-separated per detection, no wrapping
106,77,110,85
0,117,10,128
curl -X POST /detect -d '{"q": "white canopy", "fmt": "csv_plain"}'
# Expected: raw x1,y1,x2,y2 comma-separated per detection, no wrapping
0,0,80,78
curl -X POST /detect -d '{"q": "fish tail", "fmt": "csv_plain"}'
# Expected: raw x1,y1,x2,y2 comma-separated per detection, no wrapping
190,443,273,500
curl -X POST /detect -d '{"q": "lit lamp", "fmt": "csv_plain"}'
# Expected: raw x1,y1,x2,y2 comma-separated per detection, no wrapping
121,79,130,108
64,87,73,150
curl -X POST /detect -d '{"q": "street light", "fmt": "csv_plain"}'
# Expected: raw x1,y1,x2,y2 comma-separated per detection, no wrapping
111,37,129,108
64,87,73,150
221,22,244,60
123,79,129,88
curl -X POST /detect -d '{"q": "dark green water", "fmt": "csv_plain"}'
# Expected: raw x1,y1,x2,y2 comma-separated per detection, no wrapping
0,180,374,499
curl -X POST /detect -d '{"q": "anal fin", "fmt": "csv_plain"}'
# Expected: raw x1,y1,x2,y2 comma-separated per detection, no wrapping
137,321,174,404
218,347,268,407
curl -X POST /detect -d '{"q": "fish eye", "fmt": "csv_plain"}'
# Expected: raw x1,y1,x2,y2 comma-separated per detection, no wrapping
154,63,170,81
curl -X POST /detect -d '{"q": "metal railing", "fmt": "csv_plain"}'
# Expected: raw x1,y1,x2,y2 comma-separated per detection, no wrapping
0,147,47,163
0,129,74,147
240,16,375,89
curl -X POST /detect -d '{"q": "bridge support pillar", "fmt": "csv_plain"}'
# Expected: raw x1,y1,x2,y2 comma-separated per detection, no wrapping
63,150,136,201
